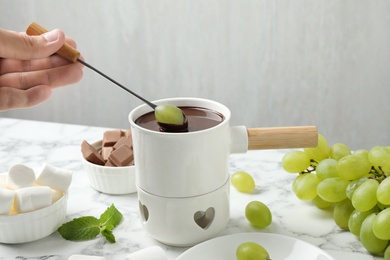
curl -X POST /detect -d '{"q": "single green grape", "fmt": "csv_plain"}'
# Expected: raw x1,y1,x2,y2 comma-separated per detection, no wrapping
360,213,388,254
333,199,355,230
154,104,184,125
368,146,390,172
311,196,333,209
245,201,272,229
377,177,390,205
236,242,270,260
329,143,351,160
292,173,320,201
303,134,329,162
346,177,368,200
372,207,390,240
348,208,378,236
352,179,379,212
316,158,339,179
353,149,369,159
316,177,349,203
385,245,390,260
281,151,311,173
231,171,255,193
337,154,371,180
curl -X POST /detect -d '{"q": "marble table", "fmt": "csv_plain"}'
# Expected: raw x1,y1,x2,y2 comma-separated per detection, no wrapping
0,118,383,260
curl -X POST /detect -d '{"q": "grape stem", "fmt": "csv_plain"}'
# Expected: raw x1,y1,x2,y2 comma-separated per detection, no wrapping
299,160,318,175
300,165,316,174
370,166,388,180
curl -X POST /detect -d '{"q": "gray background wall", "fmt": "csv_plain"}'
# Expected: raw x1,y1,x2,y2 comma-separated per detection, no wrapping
1,0,389,150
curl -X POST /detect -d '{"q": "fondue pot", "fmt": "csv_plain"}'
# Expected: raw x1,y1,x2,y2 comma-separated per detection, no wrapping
129,97,317,246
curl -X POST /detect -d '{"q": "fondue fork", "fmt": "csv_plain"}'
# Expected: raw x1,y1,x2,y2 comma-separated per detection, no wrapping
26,22,157,110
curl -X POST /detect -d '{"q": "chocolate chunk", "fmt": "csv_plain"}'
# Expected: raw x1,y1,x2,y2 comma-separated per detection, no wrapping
103,130,125,147
81,140,105,165
108,145,134,166
101,147,114,161
104,159,116,167
113,136,133,150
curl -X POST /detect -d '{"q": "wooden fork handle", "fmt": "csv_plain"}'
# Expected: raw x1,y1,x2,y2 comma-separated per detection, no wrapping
26,22,80,63
247,126,318,149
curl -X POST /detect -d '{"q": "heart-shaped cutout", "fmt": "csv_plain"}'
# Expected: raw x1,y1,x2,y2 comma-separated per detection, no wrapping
139,201,149,222
194,207,215,229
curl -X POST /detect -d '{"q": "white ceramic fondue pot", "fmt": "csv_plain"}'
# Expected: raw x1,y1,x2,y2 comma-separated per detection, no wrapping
129,97,317,246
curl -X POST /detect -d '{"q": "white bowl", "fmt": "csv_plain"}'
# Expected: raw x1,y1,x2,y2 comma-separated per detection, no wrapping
0,192,68,244
82,140,136,195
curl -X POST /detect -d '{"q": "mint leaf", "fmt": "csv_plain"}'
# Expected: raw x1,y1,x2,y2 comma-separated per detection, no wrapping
103,224,115,232
101,228,115,243
99,204,123,230
57,204,123,243
58,216,100,241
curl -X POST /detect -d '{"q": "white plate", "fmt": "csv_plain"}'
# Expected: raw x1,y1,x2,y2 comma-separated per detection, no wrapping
177,232,335,260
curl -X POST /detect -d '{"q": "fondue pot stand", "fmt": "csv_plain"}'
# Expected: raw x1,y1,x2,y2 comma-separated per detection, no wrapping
129,97,317,246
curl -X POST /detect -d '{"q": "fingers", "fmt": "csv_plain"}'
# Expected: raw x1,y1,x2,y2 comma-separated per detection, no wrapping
0,37,78,75
0,27,84,111
0,28,66,60
0,55,71,75
0,62,84,90
0,85,52,111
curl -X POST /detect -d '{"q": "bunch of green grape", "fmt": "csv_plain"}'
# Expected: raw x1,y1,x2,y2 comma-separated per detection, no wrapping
282,134,390,257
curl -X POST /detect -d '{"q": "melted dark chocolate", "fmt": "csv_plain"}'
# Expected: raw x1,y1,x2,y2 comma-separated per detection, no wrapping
135,106,224,133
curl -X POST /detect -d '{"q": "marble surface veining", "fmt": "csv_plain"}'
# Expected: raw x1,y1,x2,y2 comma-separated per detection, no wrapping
0,118,383,260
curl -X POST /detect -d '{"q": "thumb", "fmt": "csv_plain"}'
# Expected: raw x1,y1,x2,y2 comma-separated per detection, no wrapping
0,28,66,60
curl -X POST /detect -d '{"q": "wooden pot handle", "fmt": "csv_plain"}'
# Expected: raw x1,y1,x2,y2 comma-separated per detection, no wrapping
26,22,80,63
247,126,318,150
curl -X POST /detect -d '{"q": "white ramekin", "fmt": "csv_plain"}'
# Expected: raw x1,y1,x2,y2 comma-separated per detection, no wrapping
0,192,68,244
82,140,136,195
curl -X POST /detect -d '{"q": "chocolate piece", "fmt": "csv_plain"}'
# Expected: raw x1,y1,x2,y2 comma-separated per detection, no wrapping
101,147,114,161
103,130,125,147
124,129,132,138
108,145,134,166
81,140,105,165
104,160,116,167
113,136,133,150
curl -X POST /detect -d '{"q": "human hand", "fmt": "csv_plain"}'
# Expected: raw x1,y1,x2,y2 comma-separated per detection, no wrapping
0,28,84,111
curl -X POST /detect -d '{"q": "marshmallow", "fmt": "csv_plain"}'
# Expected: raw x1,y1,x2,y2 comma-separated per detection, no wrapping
0,188,15,215
6,164,36,190
51,189,63,203
14,186,52,213
125,246,167,260
68,255,105,260
35,163,73,192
